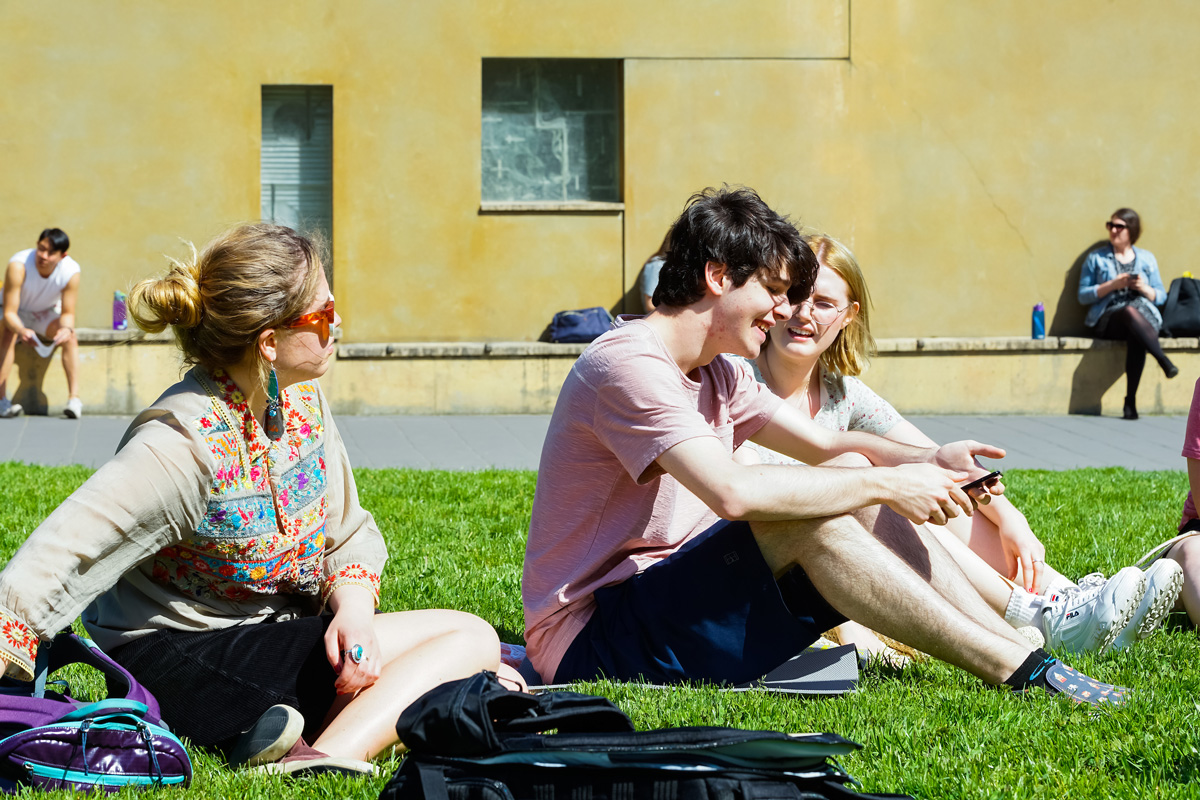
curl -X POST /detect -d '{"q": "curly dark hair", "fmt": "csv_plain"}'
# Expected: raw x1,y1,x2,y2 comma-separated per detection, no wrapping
652,186,816,308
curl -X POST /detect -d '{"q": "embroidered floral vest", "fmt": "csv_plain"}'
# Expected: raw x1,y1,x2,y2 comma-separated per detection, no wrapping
150,370,336,604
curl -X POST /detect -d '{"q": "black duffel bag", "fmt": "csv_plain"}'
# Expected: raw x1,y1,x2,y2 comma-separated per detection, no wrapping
1161,276,1200,337
380,671,910,800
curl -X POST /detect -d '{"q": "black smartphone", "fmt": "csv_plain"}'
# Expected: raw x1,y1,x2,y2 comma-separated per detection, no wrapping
960,470,1003,494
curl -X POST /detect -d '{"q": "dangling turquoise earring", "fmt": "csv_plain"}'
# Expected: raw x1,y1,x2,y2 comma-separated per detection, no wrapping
265,366,284,441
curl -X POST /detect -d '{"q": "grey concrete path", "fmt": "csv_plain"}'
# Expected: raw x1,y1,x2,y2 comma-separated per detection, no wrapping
0,412,1189,472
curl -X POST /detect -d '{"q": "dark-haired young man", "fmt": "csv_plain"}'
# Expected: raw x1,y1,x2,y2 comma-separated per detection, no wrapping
1,229,82,418
522,186,1129,707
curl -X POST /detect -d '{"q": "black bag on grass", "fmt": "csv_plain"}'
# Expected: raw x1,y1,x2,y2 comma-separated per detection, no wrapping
1161,276,1200,337
380,671,909,800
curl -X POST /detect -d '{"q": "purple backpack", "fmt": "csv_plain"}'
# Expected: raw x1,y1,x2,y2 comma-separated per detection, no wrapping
0,633,191,792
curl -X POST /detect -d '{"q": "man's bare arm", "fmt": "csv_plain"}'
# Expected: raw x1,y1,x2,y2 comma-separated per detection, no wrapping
51,273,81,344
750,403,1005,474
656,435,974,525
2,262,29,340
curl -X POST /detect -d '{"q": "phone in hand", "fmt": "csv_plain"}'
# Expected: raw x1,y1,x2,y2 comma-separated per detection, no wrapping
960,470,1003,494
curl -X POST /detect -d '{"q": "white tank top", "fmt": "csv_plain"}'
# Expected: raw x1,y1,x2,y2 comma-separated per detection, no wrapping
3,249,81,314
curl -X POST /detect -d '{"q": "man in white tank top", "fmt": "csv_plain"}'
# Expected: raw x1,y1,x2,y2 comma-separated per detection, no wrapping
1,228,83,418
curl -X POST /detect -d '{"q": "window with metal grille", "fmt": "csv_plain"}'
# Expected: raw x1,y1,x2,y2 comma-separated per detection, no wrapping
261,85,333,269
481,60,621,207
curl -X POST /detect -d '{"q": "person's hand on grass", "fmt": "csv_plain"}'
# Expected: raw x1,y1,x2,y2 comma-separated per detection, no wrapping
325,585,382,696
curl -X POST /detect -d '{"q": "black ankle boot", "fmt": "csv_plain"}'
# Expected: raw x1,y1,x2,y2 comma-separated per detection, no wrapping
1123,397,1139,420
1164,361,1180,379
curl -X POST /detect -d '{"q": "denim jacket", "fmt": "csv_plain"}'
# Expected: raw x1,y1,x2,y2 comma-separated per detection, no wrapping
1078,245,1166,328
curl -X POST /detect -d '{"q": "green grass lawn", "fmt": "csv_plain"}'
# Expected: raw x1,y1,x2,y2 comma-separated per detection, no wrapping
0,464,1197,799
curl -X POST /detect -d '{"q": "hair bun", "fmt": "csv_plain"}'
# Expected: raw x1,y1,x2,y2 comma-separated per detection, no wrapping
128,249,204,333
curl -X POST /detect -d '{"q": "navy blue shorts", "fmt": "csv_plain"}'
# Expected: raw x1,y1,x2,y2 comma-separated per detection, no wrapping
554,519,847,685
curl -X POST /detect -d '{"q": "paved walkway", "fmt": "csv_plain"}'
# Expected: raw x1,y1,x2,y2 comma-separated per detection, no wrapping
0,413,1189,471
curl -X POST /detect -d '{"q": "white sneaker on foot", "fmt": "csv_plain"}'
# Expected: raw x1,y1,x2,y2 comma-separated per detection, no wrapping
1109,559,1185,651
63,397,82,418
0,398,21,418
1040,566,1147,654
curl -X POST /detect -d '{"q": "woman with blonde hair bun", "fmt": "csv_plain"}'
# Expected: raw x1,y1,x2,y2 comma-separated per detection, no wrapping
736,234,1181,662
0,223,506,777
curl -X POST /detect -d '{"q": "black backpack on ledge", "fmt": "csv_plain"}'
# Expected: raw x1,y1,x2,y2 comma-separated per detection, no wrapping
380,671,911,800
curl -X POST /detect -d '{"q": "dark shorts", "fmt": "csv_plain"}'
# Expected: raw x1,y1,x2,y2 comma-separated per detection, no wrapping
109,614,337,750
554,519,847,685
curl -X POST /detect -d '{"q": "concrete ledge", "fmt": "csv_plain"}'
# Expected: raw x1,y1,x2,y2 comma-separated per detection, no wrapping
339,341,588,359
875,336,1200,353
337,335,1200,359
76,328,174,344
38,332,1200,416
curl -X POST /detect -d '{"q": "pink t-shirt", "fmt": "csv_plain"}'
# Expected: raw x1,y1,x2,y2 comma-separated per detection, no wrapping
1180,378,1200,529
522,318,784,681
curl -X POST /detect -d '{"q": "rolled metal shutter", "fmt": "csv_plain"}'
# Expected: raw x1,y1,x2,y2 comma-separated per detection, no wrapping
261,86,333,256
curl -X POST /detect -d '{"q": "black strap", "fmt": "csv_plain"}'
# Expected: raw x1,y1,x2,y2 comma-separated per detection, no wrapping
32,638,51,699
1163,278,1184,336
416,763,451,800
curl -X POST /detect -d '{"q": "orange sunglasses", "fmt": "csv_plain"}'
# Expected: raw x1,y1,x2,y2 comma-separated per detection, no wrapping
284,298,335,338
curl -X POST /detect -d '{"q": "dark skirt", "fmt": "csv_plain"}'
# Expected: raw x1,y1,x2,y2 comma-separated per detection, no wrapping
109,615,338,750
1093,294,1163,338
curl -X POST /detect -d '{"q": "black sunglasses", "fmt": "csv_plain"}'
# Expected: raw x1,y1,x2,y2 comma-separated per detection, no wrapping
1105,221,1128,232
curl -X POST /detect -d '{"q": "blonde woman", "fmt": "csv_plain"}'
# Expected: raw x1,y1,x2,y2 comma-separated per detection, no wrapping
736,235,1182,658
0,224,502,776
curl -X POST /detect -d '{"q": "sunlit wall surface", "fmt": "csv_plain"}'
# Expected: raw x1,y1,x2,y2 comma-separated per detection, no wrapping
2,1,1193,342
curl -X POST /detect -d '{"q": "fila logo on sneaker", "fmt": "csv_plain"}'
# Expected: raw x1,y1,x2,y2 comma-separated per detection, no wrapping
1066,610,1080,620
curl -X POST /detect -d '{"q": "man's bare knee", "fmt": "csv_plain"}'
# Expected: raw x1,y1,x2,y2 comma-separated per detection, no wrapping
751,514,867,578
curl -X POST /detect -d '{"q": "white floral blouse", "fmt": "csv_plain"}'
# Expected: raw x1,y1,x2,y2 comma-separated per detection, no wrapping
731,357,902,465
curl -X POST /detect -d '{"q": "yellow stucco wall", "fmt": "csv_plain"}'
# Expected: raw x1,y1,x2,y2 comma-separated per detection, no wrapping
2,1,1195,348
20,336,1197,417
1,0,843,344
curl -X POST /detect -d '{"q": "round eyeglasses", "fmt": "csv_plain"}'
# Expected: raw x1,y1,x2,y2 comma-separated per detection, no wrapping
797,298,851,326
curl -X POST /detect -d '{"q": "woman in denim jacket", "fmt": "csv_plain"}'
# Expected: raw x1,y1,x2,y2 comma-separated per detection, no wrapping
1078,208,1177,419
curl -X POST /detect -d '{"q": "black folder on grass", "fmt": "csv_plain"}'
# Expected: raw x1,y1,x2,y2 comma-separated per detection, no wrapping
517,643,858,696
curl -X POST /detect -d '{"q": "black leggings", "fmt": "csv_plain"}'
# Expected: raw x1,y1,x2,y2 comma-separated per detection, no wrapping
1098,305,1173,401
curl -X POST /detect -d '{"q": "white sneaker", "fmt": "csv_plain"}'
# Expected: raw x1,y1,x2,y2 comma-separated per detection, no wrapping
1040,566,1147,654
1109,559,1185,651
0,398,21,418
63,397,82,419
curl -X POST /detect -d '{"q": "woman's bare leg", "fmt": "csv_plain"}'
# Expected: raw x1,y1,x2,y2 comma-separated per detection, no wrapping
940,511,1069,594
1167,537,1200,625
313,609,501,761
927,524,1017,614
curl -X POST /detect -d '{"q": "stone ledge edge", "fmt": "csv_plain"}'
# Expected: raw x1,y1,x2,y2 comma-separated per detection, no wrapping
67,332,1200,357
338,342,590,359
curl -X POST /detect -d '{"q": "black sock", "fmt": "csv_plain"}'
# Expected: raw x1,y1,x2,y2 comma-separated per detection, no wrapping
1003,648,1058,691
